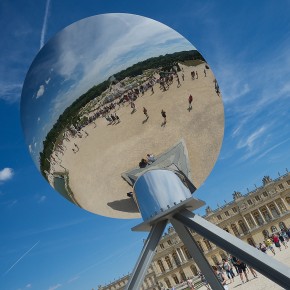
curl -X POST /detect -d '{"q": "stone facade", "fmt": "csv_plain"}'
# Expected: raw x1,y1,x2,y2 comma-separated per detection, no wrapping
98,172,290,290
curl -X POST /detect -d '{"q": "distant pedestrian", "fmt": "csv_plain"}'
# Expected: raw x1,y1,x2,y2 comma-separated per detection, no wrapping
259,242,267,253
196,71,198,79
147,153,156,164
204,69,207,77
143,107,149,119
161,110,167,123
188,94,193,110
74,143,79,151
177,76,181,88
273,234,282,251
186,278,195,290
131,101,136,113
236,259,249,284
139,158,148,168
265,238,276,255
279,232,288,249
222,258,235,283
212,265,228,289
182,73,184,81
191,71,195,80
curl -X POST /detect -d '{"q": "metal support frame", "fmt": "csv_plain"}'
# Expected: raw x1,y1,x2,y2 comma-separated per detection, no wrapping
125,220,167,290
171,218,224,290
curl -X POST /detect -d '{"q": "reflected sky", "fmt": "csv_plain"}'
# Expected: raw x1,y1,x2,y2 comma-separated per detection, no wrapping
20,13,195,165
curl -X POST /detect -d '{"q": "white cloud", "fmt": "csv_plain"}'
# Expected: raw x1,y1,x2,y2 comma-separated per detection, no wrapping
48,283,62,290
36,85,45,98
38,195,47,203
45,77,51,84
26,284,32,288
0,168,14,182
237,126,267,150
40,0,51,49
0,82,22,103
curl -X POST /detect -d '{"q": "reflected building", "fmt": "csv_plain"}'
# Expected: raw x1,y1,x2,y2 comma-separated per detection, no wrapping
98,170,290,290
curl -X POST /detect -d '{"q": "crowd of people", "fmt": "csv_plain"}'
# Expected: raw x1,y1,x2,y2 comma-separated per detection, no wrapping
258,229,290,254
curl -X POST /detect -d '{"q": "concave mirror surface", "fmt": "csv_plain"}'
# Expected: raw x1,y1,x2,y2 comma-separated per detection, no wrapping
21,13,224,219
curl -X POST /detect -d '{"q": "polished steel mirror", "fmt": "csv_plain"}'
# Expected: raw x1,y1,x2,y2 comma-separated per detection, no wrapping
21,13,224,219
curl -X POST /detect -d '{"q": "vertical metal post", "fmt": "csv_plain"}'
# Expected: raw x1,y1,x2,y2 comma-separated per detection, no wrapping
173,209,290,289
171,218,224,290
125,220,167,290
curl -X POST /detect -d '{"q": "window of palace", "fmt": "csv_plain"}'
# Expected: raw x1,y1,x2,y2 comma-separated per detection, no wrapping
286,197,290,204
160,243,164,249
220,252,227,260
287,180,290,185
276,200,286,212
172,251,181,265
197,241,205,252
165,256,173,269
262,229,270,238
261,207,272,222
172,275,179,284
247,238,256,246
179,270,187,281
167,239,172,246
278,183,284,190
279,222,286,230
232,207,238,213
225,211,230,217
238,220,248,234
223,227,229,232
217,215,222,220
164,278,172,288
253,211,264,225
255,195,261,201
157,260,165,273
204,239,212,251
245,214,255,228
269,204,280,218
211,255,219,265
191,265,198,276
271,226,278,233
182,246,192,259
247,199,253,205
263,191,268,197
231,223,240,236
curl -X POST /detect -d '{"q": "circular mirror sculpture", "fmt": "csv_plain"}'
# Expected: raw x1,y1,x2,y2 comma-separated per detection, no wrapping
21,13,224,219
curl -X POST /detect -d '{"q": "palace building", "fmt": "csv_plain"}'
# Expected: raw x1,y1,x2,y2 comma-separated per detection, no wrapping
98,171,290,290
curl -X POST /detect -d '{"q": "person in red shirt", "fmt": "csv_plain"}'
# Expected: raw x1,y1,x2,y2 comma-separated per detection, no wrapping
272,234,282,251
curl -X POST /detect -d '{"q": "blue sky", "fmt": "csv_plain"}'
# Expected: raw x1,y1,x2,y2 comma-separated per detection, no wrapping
21,13,194,165
1,1,290,290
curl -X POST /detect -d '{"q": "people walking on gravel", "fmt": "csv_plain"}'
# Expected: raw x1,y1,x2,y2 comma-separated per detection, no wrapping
161,109,167,124
188,94,193,110
143,107,149,119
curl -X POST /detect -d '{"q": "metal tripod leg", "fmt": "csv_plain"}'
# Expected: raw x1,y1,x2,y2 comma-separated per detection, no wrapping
171,218,224,290
125,220,167,290
173,209,290,289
